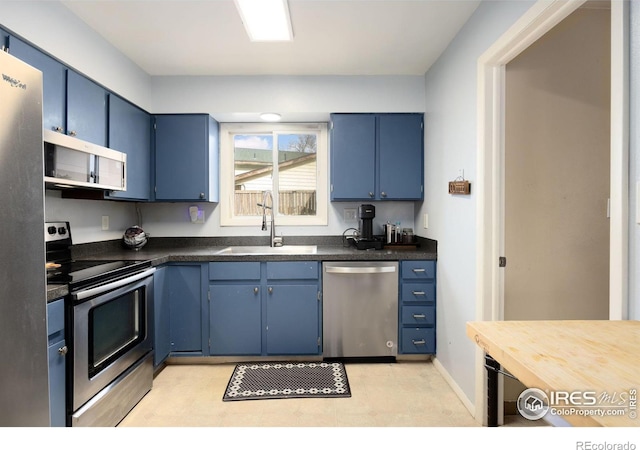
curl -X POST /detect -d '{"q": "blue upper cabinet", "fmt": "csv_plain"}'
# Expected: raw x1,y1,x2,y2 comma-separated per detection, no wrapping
107,95,152,201
154,114,219,202
330,113,424,201
330,114,377,200
378,114,424,200
8,35,108,147
66,70,108,146
8,35,67,136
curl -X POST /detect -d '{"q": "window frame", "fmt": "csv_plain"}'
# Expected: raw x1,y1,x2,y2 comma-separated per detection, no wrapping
219,122,328,227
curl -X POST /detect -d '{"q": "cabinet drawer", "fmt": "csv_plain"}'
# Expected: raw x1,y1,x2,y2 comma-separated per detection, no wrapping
401,328,435,354
401,260,435,280
266,261,319,280
47,299,65,338
401,305,435,326
401,283,435,303
209,262,260,281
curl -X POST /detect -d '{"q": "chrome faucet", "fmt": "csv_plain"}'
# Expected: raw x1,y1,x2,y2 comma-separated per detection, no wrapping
257,190,283,247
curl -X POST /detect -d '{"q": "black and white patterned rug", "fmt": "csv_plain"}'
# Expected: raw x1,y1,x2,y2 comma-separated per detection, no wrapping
222,362,351,401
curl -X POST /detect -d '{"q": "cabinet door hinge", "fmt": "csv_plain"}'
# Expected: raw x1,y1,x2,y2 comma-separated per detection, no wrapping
499,257,507,268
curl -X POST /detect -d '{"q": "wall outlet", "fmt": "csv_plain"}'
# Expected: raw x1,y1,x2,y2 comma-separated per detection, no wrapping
423,213,428,229
101,215,109,231
344,208,357,221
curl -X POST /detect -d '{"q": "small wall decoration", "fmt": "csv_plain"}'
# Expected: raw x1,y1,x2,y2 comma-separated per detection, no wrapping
448,177,471,195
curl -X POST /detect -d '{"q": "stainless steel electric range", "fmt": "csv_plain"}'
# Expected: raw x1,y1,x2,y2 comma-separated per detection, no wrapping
46,222,155,427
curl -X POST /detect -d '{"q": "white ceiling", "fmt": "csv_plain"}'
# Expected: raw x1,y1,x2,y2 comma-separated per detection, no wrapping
60,0,481,77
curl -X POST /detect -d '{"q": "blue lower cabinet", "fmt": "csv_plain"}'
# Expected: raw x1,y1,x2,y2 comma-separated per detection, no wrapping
398,260,436,355
209,284,262,355
266,284,320,355
153,266,170,367
401,328,436,354
47,299,66,427
209,261,321,356
153,264,208,365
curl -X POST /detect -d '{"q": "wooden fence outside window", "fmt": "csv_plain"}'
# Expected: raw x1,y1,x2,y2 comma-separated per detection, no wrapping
235,190,316,216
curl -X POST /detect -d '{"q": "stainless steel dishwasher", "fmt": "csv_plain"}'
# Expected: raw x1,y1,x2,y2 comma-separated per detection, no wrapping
322,261,398,358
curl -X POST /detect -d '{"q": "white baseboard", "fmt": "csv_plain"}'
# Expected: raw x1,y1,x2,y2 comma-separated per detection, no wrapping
432,357,480,423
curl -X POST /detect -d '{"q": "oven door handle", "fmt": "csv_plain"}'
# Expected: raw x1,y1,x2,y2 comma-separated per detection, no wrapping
72,267,156,301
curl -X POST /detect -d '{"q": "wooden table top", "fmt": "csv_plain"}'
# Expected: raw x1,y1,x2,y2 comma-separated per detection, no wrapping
466,320,640,427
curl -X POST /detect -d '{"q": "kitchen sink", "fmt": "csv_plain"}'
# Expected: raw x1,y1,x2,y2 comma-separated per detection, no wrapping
216,245,318,255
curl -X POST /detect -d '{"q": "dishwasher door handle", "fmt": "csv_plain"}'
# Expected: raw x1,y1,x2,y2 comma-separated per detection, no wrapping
325,266,397,274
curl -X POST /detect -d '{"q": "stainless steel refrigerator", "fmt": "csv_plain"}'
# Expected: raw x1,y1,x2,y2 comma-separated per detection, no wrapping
0,49,49,425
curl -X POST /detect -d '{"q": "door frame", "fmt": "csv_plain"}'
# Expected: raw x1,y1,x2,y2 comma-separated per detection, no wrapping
474,0,628,424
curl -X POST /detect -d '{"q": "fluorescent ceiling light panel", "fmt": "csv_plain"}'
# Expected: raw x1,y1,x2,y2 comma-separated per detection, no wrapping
235,0,293,42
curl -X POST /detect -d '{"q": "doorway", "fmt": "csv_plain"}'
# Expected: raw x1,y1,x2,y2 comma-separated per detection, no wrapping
502,3,611,414
474,0,629,425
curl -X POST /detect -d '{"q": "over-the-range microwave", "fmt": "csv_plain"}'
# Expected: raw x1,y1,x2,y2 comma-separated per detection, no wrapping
44,129,127,191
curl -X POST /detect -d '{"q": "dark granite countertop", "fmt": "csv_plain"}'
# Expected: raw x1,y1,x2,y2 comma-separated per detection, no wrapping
46,236,437,302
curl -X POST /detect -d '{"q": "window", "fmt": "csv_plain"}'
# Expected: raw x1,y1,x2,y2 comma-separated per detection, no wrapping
220,123,328,226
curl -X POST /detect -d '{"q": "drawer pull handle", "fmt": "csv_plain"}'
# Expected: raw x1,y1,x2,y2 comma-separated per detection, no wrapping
412,291,426,296
412,314,426,319
412,339,426,346
412,268,426,273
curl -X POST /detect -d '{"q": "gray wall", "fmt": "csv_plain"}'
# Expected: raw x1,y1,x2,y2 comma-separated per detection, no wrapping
503,5,611,403
504,6,610,322
416,0,536,405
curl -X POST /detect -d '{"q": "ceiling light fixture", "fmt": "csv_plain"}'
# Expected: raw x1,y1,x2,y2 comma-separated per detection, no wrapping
234,0,293,42
260,113,282,122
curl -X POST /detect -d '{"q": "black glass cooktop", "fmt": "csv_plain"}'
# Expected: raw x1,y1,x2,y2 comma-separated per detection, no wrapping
47,259,151,291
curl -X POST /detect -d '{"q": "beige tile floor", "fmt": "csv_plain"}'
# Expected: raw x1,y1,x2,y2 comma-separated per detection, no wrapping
118,361,539,428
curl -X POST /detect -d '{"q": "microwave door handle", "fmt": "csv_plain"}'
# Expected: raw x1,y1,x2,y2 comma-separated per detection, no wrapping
72,268,156,301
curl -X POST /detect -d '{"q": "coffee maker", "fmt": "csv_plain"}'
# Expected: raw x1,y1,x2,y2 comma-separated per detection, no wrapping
353,204,383,250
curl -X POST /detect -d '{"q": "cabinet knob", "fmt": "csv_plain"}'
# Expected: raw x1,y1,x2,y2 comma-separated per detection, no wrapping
369,192,374,198
67,130,77,137
381,191,387,198
268,287,273,294
58,345,68,356
53,126,63,133
254,287,259,294
199,193,205,199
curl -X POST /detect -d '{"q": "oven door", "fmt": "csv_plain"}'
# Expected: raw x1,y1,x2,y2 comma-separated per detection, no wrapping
71,268,155,412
